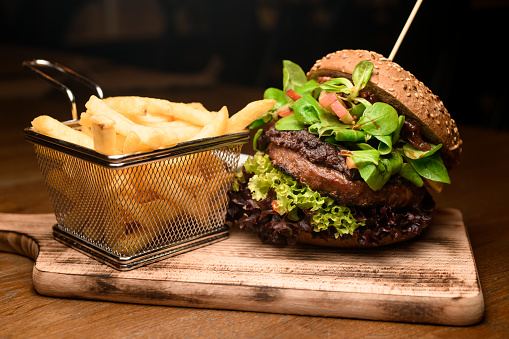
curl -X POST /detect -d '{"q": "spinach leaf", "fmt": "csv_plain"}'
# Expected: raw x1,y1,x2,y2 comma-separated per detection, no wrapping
358,158,392,191
350,60,374,98
248,112,274,129
318,109,341,127
332,128,367,142
351,151,402,191
386,151,403,175
275,114,307,131
252,128,265,152
283,60,307,92
356,102,398,136
352,60,374,91
375,135,392,155
292,95,322,125
407,152,451,184
297,79,320,98
353,97,372,108
391,115,405,144
354,142,375,150
403,142,442,159
308,111,341,137
350,149,380,166
264,87,287,111
319,78,353,93
399,162,424,187
350,102,366,119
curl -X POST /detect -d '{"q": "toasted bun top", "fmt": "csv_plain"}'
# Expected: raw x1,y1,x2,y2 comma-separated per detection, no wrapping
307,49,462,168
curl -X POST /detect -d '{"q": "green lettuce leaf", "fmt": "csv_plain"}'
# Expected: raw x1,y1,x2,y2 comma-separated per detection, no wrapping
283,60,308,92
242,153,364,237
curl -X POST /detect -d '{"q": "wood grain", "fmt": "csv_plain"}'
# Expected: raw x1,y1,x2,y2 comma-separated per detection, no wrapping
0,208,483,326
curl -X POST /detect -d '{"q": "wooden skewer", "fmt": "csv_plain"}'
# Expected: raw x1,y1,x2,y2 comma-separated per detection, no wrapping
389,0,423,61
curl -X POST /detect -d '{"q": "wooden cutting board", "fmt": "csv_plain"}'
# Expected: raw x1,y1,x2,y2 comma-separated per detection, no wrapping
0,208,483,326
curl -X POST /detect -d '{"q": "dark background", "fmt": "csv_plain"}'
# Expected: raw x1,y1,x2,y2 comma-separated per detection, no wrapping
1,0,508,129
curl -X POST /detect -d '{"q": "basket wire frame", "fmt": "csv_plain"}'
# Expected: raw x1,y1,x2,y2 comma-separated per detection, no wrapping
33,142,243,270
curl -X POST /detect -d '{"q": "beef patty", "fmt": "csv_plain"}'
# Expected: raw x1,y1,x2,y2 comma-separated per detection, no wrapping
257,122,360,181
266,144,426,208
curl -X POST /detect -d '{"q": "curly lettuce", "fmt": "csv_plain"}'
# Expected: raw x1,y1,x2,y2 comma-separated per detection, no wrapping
235,152,364,238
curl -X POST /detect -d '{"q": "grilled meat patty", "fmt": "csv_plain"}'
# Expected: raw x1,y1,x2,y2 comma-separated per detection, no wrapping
259,123,426,208
268,144,425,208
257,122,360,181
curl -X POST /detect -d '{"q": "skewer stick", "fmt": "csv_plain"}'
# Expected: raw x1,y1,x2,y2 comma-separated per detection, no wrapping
389,0,423,61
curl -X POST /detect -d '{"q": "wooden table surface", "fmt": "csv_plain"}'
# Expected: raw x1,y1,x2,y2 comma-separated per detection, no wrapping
1,45,508,337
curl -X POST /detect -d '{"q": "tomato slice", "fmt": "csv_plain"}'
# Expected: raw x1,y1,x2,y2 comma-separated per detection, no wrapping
277,105,294,118
319,92,337,109
285,89,301,101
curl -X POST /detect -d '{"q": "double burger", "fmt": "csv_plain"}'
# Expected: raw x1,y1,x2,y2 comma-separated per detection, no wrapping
227,49,462,247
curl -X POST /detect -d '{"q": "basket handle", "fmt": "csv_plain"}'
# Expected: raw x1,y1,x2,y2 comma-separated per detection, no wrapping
22,59,104,121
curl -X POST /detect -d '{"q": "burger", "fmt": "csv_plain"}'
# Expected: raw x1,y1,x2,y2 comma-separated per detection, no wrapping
227,49,462,247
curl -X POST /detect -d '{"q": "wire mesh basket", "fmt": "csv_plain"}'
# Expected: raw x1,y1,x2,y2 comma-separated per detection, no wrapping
25,124,248,270
22,59,248,270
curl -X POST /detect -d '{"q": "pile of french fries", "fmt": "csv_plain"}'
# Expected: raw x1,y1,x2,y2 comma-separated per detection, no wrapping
33,95,275,256
32,95,275,155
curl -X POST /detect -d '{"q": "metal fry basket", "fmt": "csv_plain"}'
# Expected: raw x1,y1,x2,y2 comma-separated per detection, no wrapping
23,59,248,270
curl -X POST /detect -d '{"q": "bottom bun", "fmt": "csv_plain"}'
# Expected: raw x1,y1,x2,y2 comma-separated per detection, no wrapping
296,230,420,248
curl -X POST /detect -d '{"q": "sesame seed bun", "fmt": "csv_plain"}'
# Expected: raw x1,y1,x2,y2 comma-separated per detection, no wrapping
307,49,462,168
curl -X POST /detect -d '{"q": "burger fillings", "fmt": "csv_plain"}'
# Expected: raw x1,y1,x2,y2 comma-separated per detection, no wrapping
227,50,462,247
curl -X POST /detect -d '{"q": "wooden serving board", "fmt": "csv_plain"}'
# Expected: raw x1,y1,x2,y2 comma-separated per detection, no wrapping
0,208,483,325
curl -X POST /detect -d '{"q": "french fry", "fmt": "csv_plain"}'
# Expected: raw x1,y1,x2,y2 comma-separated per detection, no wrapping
79,111,92,128
102,96,148,116
103,96,175,117
191,106,228,140
32,115,94,149
171,126,202,143
193,150,225,175
122,130,153,154
136,120,201,144
155,126,179,148
137,120,199,129
81,125,93,138
138,174,205,224
143,97,174,117
86,95,163,150
184,102,208,111
78,112,94,137
129,114,171,125
90,114,117,155
224,99,276,134
170,102,215,126
115,133,126,153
